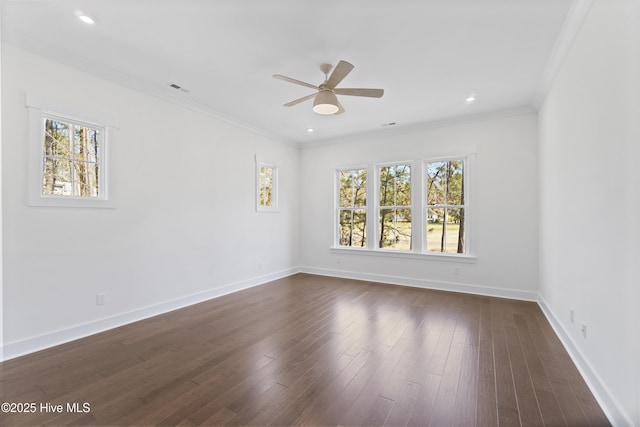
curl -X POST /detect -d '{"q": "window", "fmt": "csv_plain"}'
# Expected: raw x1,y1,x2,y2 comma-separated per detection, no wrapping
42,115,102,198
27,95,116,208
256,160,278,211
426,159,466,253
338,168,367,247
334,156,472,258
378,164,412,250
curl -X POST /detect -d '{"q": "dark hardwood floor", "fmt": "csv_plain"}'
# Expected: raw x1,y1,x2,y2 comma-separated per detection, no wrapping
0,274,609,426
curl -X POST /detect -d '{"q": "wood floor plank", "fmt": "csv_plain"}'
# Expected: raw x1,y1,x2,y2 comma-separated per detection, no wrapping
0,274,610,426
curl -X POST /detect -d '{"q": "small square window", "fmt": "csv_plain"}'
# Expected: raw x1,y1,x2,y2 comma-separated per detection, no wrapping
26,95,117,208
41,116,103,198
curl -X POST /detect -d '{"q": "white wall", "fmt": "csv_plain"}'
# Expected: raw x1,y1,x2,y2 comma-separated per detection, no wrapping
1,44,300,359
538,0,640,425
299,113,539,300
0,6,4,361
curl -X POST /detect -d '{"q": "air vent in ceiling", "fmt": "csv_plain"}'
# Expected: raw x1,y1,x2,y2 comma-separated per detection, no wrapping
168,83,190,93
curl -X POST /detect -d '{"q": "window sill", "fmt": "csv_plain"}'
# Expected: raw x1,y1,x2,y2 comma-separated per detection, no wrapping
330,246,477,263
28,195,115,209
256,207,280,213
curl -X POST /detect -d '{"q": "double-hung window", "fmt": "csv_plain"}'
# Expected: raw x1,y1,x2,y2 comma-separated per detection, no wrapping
42,115,103,198
27,95,117,208
337,168,367,247
426,160,466,253
378,164,412,250
334,156,470,257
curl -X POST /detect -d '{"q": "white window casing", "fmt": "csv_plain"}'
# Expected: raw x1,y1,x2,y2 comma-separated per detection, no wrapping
26,93,118,208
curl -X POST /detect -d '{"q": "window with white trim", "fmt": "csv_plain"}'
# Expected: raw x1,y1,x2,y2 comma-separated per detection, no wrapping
256,161,278,211
378,163,412,250
426,159,466,254
334,156,471,258
42,115,103,198
337,168,367,247
27,96,116,208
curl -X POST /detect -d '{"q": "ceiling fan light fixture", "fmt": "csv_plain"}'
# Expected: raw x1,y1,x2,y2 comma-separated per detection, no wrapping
313,91,339,115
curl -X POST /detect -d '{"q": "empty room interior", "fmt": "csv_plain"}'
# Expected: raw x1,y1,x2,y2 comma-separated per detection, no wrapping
1,0,639,426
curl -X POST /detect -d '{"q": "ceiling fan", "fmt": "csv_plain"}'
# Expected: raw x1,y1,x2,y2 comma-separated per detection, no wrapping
273,60,384,115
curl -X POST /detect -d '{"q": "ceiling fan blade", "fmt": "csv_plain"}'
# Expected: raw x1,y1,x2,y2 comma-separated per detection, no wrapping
273,74,319,91
325,60,354,89
283,92,317,107
334,99,345,115
334,88,384,98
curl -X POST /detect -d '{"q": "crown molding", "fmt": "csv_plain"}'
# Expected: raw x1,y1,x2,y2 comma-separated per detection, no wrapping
2,28,299,148
533,0,595,109
299,105,537,149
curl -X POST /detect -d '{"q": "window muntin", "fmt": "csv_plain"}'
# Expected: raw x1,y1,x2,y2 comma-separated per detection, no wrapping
338,168,367,247
42,116,103,198
426,160,466,254
378,164,411,250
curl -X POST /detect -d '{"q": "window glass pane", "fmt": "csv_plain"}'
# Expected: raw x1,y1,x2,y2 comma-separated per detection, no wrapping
379,166,394,207
44,119,71,158
340,169,366,208
42,158,72,196
260,166,273,206
339,209,366,247
74,162,99,197
73,125,101,163
87,128,100,163
446,161,464,205
427,161,446,205
445,208,465,253
427,208,465,253
395,165,411,206
379,164,411,207
427,208,445,252
396,208,412,250
379,208,411,250
379,208,395,248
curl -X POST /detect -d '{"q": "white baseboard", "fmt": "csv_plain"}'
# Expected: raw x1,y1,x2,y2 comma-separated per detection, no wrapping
537,296,632,427
299,266,538,301
1,267,628,427
1,267,300,361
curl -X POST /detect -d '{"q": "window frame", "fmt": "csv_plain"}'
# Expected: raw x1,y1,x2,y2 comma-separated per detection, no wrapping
336,167,368,248
256,159,279,212
26,95,117,208
332,154,475,261
376,161,413,252
424,157,469,255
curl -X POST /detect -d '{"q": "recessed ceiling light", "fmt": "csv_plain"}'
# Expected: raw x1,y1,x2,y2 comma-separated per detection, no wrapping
75,11,96,25
466,94,477,103
306,128,315,133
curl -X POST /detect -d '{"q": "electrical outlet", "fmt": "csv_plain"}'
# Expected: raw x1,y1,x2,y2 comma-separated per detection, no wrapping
96,293,106,306
581,323,587,338
570,309,574,323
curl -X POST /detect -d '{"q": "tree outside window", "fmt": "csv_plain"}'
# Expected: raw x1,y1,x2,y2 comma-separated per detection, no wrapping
42,117,102,198
338,168,367,247
379,164,411,250
426,160,465,253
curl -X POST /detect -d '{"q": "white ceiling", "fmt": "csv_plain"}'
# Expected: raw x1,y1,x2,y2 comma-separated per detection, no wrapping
2,0,576,145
